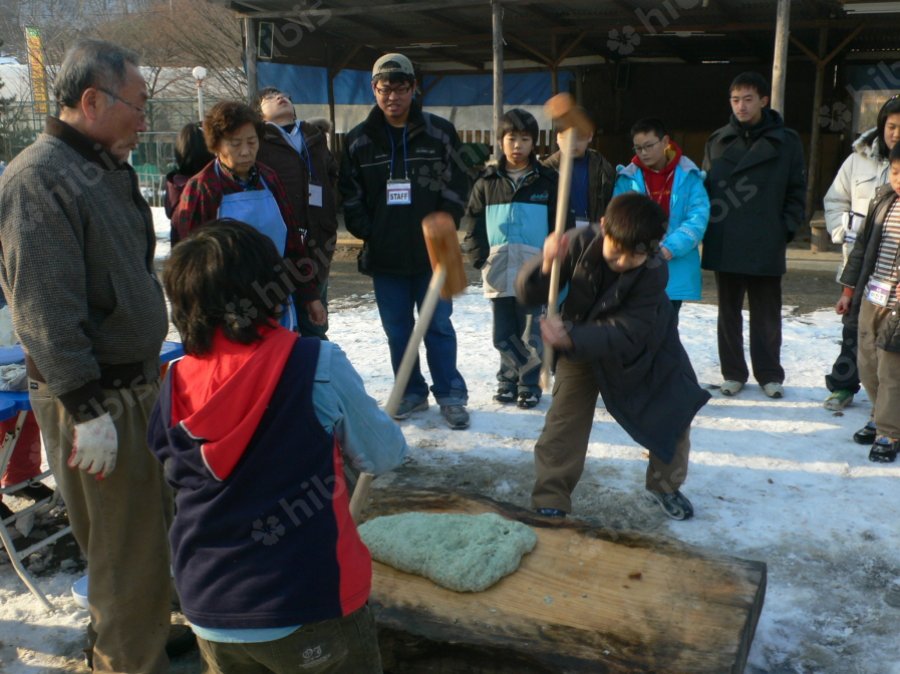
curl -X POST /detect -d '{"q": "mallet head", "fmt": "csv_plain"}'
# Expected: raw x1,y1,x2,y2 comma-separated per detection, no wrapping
422,212,467,299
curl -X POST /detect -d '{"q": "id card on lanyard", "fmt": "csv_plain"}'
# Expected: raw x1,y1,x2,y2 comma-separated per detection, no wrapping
386,123,412,206
866,278,894,307
309,183,323,207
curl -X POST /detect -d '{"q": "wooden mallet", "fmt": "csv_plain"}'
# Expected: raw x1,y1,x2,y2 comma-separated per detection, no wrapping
540,94,595,390
349,212,467,522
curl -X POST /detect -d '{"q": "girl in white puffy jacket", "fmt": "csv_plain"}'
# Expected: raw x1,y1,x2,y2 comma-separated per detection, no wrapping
824,97,900,273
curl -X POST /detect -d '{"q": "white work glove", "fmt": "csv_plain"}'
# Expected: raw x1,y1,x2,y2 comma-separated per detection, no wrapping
70,412,118,477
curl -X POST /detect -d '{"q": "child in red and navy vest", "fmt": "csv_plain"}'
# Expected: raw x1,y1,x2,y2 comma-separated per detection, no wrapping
148,219,406,673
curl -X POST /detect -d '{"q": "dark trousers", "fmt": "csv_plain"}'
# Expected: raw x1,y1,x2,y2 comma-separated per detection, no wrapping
532,358,691,513
197,605,382,674
825,311,861,393
491,297,542,396
714,271,784,384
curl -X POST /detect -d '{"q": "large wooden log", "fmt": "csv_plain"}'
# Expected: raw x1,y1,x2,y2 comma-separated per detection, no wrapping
364,489,766,674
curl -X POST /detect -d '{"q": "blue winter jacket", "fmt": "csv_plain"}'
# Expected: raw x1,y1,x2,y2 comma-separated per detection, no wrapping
613,156,709,301
461,158,562,298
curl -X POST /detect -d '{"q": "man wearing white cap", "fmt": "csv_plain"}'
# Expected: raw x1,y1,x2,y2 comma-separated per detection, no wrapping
339,53,471,429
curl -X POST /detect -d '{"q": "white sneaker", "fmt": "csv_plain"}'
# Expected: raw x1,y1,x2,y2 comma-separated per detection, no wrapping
720,380,744,396
762,382,784,399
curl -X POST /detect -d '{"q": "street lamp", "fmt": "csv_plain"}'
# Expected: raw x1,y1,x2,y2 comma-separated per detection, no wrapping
192,66,207,121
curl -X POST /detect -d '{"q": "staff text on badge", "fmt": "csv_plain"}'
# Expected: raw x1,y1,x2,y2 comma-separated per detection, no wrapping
386,179,412,206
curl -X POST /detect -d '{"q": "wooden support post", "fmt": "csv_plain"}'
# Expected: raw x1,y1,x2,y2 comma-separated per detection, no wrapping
770,0,791,114
326,49,337,152
492,0,504,157
806,27,828,248
244,17,258,103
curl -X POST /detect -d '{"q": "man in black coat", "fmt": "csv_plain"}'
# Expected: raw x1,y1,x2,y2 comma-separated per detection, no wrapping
701,72,806,399
339,53,470,429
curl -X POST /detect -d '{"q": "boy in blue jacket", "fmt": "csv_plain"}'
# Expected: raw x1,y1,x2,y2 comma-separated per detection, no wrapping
462,108,565,409
148,220,406,673
614,118,709,316
517,193,710,520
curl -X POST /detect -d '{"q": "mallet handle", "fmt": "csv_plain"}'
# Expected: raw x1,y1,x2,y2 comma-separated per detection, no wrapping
349,265,448,522
540,128,576,390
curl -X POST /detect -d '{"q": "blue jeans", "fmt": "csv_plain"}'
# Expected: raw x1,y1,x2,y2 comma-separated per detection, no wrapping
372,272,467,406
491,296,542,395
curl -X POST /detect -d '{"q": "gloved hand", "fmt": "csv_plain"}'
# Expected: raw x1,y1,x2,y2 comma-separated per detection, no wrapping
70,412,118,477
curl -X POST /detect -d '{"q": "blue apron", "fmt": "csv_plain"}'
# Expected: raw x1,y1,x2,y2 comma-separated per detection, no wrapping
215,162,297,330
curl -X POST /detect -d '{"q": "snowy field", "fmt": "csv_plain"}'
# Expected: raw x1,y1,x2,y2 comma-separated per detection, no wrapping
0,210,898,673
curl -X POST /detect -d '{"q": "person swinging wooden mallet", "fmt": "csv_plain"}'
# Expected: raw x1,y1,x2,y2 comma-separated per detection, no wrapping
349,212,467,522
541,95,595,389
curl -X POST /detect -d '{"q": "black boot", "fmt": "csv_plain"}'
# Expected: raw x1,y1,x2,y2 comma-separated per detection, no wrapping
869,437,899,463
853,421,877,445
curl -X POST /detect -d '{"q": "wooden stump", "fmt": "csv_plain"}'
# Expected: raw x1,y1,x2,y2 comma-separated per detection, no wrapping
364,489,766,674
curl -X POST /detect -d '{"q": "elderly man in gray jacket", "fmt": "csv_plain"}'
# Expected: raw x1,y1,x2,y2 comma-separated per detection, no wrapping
0,40,175,672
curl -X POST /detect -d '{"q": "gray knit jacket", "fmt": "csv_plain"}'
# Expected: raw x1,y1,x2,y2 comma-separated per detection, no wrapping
0,119,168,418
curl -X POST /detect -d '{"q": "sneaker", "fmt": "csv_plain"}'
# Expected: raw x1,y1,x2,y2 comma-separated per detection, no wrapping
646,489,694,520
869,436,899,463
824,389,854,411
720,380,744,396
493,389,516,404
18,480,53,502
517,392,540,409
762,382,784,399
535,507,566,518
392,398,428,421
440,405,470,430
853,421,877,445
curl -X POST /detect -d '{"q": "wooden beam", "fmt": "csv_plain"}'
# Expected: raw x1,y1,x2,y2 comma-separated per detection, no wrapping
224,0,546,20
506,33,555,66
330,44,362,77
805,26,828,236
770,0,791,114
244,16,258,102
492,0,503,155
418,9,545,63
555,31,588,65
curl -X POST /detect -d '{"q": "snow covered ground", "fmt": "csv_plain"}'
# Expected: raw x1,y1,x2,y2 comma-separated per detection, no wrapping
0,210,898,673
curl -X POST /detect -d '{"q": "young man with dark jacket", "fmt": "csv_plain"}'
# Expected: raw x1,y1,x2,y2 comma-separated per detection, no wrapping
339,53,470,429
701,72,806,399
836,145,900,463
256,88,339,339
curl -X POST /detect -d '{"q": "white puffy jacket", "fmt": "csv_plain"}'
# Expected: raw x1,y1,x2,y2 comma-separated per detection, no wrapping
823,128,889,274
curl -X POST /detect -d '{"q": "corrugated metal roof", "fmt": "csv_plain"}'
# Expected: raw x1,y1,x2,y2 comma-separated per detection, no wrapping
209,0,900,70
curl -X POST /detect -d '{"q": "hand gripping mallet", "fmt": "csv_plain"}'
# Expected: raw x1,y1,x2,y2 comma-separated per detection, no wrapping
540,95,595,390
349,212,467,522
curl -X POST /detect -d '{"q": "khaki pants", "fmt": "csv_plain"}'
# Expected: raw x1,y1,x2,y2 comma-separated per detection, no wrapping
30,380,172,674
532,358,691,513
857,300,900,439
198,604,382,674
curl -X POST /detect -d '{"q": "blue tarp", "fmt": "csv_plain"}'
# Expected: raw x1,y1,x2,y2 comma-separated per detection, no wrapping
257,62,573,106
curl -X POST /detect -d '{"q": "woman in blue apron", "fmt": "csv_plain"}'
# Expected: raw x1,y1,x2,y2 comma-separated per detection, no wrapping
172,101,326,331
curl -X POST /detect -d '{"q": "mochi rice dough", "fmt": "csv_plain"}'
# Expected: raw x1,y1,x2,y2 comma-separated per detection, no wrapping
358,512,538,592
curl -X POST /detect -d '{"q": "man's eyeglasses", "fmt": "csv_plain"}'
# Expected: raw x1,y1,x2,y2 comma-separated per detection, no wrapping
633,139,663,153
375,84,413,98
98,87,146,118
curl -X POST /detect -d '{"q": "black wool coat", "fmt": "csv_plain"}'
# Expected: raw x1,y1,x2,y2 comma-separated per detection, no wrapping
701,110,806,276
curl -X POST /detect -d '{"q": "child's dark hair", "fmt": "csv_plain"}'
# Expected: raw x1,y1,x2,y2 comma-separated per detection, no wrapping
163,220,289,356
729,72,770,99
630,117,668,141
174,122,213,177
498,108,539,145
875,95,900,159
603,193,667,255
890,142,900,163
